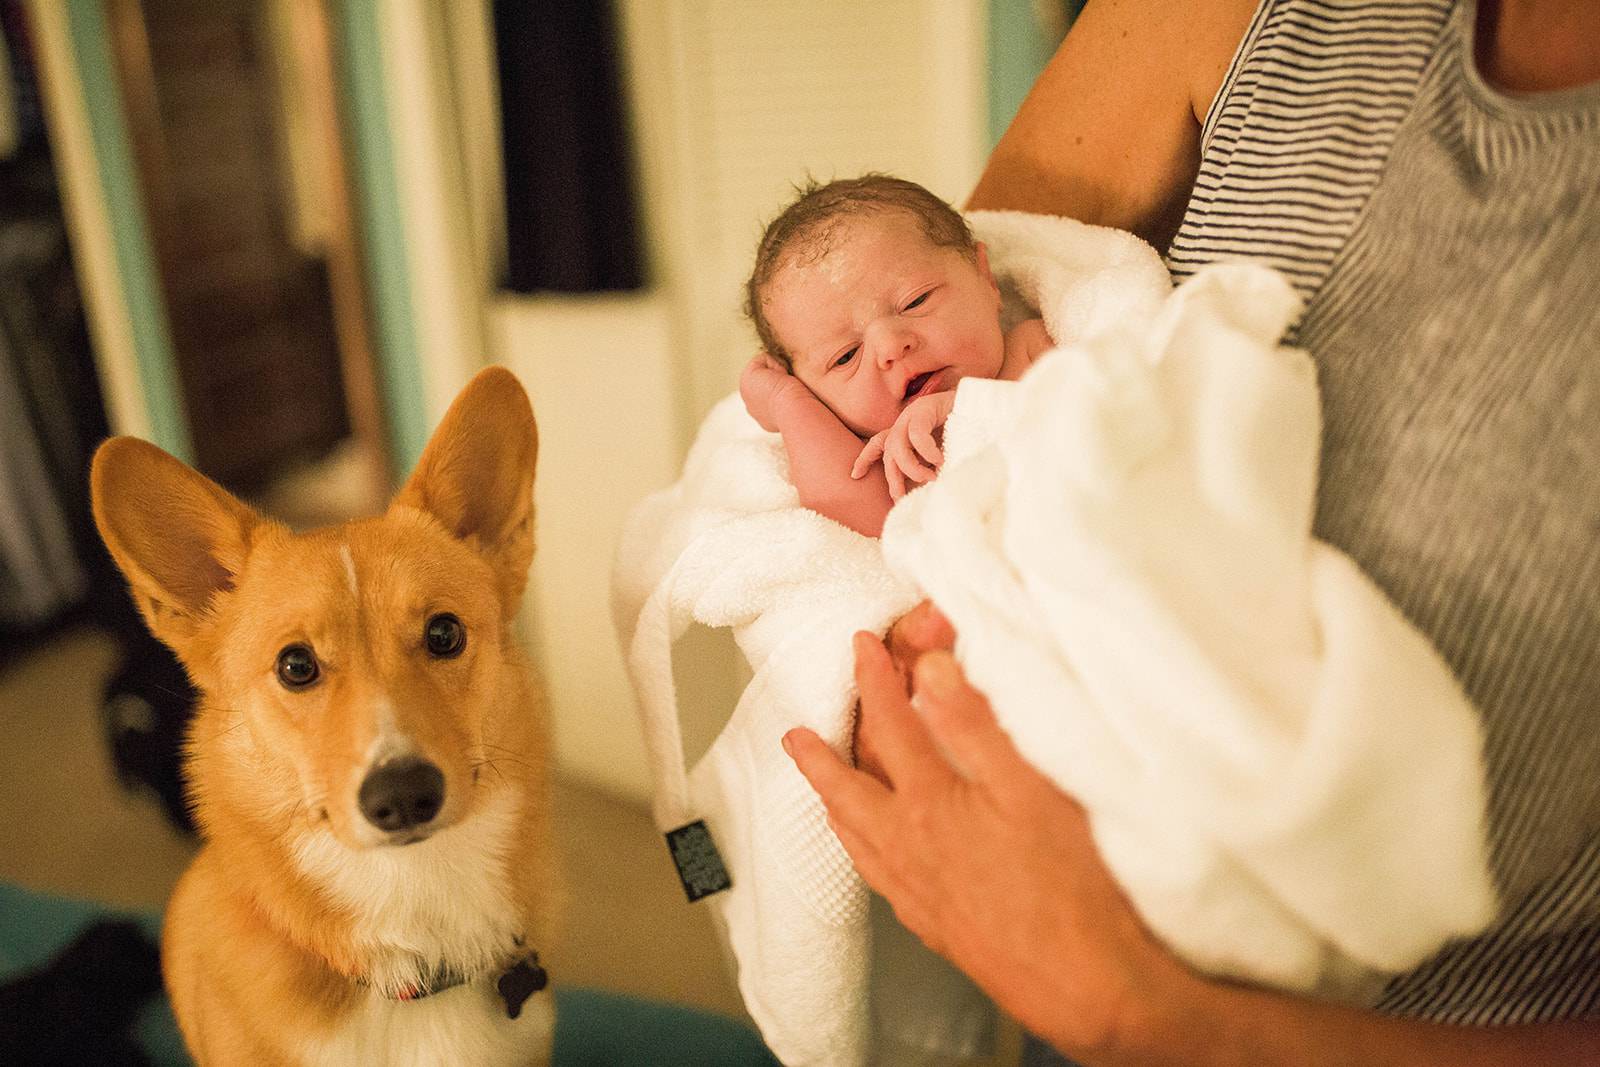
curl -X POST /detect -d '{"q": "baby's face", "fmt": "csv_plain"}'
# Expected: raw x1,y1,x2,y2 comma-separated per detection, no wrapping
762,211,1005,437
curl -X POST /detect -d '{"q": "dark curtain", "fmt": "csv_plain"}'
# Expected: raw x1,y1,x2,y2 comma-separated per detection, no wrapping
0,192,92,631
0,1,100,634
494,0,645,294
0,1,198,834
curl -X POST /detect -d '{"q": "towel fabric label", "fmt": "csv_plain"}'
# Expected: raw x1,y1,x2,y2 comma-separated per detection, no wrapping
665,820,732,902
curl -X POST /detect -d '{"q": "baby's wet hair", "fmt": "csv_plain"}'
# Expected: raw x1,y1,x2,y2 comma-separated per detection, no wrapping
746,175,978,370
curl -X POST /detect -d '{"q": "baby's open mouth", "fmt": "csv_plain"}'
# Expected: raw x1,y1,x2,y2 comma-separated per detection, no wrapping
903,371,936,401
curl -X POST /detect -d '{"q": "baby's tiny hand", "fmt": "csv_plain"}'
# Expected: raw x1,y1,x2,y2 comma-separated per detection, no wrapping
852,391,957,499
740,353,807,432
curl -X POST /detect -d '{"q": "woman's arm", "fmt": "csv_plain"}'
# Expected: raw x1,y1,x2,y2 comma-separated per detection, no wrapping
788,618,1600,1066
967,0,1257,250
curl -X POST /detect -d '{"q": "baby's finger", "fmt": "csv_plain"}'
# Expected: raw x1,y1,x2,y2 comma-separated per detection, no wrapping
889,438,936,484
910,425,943,467
852,434,887,479
885,457,907,499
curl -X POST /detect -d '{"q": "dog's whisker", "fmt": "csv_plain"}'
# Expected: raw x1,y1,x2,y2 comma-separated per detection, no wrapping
476,749,534,764
478,746,537,767
199,703,246,719
469,759,511,784
282,798,307,836
477,756,534,774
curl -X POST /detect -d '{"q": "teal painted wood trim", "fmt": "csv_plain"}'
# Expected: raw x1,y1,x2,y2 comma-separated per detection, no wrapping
986,0,1082,150
65,0,191,461
330,0,428,479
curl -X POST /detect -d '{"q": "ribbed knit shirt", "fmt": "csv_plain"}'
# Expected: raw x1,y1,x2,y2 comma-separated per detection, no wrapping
1167,0,1600,1024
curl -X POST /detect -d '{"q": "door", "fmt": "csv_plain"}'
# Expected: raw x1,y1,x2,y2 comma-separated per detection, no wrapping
105,0,384,494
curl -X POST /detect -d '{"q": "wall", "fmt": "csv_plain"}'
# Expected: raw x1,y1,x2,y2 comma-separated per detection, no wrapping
988,0,1079,148
491,295,680,801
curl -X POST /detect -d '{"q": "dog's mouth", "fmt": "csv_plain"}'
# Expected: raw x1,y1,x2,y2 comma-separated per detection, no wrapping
902,370,939,401
382,828,436,847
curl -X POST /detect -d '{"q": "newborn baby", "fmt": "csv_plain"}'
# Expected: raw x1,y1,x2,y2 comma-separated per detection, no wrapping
740,175,1053,536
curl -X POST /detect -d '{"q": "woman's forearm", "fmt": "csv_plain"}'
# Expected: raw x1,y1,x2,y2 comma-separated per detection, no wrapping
1050,951,1600,1067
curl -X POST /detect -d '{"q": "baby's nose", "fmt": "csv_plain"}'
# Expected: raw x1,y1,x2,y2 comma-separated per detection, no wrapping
873,325,917,367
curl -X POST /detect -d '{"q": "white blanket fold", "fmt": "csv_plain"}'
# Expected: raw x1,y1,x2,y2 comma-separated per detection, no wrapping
613,211,1497,1067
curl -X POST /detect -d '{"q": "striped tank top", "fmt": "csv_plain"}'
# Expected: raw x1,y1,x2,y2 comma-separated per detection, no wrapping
1168,0,1600,1024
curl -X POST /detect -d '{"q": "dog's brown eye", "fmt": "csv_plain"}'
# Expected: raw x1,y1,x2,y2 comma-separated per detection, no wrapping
425,614,465,658
275,645,320,689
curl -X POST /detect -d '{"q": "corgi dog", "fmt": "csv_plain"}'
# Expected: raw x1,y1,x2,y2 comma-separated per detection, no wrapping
91,367,556,1066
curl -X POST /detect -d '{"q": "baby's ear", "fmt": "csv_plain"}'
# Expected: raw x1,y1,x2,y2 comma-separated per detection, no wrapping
972,241,998,308
975,241,1000,297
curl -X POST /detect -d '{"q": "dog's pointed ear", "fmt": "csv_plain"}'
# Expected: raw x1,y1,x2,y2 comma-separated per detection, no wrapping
394,366,538,615
91,437,266,653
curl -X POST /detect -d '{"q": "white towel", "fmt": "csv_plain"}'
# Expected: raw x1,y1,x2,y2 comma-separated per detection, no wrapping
611,392,930,1067
613,211,1497,1066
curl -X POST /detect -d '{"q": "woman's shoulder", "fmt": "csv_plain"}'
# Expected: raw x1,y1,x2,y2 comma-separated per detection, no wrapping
967,0,1259,245
1048,0,1262,130
1174,0,1266,125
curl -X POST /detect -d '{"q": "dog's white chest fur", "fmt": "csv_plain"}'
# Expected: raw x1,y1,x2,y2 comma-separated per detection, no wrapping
292,787,534,1005
301,983,555,1067
290,789,553,1064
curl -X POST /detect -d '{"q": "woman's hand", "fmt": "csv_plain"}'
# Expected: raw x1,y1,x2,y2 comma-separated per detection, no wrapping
803,615,1600,1065
785,618,1202,1062
851,600,954,783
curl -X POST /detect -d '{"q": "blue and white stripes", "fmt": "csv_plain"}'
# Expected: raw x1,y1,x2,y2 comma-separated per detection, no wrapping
1168,0,1452,303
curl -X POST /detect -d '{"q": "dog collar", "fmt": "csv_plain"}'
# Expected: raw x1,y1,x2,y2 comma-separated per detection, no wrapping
376,952,549,1019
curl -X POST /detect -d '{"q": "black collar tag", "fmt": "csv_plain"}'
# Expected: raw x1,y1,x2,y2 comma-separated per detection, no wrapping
371,951,549,1018
496,953,549,1019
665,819,732,902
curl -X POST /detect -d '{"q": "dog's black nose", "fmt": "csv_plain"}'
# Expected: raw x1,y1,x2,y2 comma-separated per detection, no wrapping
358,759,445,833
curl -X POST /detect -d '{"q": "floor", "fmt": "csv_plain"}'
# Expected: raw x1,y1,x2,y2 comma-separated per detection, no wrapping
0,623,744,1022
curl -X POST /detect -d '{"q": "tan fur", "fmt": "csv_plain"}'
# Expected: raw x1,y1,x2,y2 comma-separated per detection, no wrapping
91,368,556,1065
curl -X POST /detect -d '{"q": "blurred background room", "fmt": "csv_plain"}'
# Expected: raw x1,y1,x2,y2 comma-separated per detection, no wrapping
0,0,1078,1061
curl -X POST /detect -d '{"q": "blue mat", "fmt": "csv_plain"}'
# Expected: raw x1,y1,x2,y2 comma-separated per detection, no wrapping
0,882,777,1066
